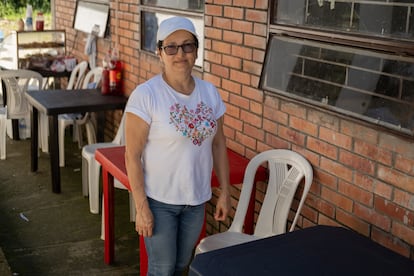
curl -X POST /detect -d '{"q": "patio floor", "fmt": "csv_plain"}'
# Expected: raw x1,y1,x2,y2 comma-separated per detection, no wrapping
0,133,139,275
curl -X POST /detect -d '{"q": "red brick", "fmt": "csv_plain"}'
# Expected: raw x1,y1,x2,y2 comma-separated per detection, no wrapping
290,116,318,137
315,169,338,190
223,6,244,19
379,133,414,157
233,0,255,9
339,180,373,206
280,102,306,119
393,189,414,212
395,154,414,175
392,221,414,245
245,9,267,23
339,150,375,175
373,180,393,200
378,165,414,194
354,139,393,166
211,63,230,79
307,137,338,160
231,44,253,60
321,186,353,212
336,209,370,236
318,214,341,226
371,227,411,258
307,109,340,131
205,27,223,40
242,85,263,102
319,127,352,150
320,157,354,182
252,48,265,63
212,40,232,54
229,93,249,110
250,100,263,116
213,17,232,30
242,60,262,76
354,202,391,231
223,30,243,44
354,172,375,192
263,106,288,125
262,118,278,134
278,125,306,147
222,54,242,69
265,132,290,149
240,109,262,127
374,196,414,226
222,79,241,94
244,123,265,141
341,121,378,144
230,69,251,85
205,4,223,16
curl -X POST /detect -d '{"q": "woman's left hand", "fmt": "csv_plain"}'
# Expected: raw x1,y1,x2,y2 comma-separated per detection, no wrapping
214,189,231,221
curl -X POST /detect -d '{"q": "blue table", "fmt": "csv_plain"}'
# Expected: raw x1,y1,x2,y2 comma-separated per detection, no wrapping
190,225,414,276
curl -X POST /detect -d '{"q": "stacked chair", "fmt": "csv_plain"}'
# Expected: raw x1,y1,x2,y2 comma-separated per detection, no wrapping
0,69,46,157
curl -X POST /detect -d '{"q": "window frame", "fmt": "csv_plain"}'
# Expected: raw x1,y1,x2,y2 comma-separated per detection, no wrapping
139,2,204,68
261,0,414,137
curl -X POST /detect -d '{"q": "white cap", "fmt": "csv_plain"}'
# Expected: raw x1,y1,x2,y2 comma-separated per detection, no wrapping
157,17,198,42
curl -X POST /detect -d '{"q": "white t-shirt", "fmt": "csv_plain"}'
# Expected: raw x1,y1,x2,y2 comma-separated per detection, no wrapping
125,74,226,205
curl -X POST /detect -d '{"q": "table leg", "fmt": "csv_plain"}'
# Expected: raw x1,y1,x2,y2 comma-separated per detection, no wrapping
30,107,39,172
96,111,105,142
49,115,61,193
103,167,115,264
12,119,20,140
140,236,148,275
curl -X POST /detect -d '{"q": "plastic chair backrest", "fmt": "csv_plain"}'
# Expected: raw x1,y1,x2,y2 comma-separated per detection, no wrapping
0,69,43,119
82,67,103,89
67,61,88,90
228,149,313,237
112,112,126,145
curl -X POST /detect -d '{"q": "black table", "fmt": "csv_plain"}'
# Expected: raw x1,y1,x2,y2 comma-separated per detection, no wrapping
190,225,414,276
25,88,127,193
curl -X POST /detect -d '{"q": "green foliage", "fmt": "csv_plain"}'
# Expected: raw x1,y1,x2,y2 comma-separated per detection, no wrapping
0,1,50,18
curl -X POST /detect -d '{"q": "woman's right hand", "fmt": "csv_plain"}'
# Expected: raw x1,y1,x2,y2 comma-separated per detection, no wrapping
135,199,154,237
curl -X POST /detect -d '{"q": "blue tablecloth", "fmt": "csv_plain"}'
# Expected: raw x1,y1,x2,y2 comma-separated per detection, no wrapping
190,225,414,276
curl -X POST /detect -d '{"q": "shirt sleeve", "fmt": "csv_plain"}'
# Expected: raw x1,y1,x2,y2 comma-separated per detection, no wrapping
124,83,153,125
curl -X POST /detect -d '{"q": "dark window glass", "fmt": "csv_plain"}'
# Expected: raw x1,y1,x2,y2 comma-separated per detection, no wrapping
141,0,204,12
141,11,159,53
272,0,414,41
261,35,414,134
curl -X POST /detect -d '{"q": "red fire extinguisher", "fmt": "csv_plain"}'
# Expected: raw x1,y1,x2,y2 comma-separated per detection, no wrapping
101,67,110,95
101,49,123,96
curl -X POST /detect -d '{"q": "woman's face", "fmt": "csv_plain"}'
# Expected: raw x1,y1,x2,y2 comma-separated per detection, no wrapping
159,30,198,76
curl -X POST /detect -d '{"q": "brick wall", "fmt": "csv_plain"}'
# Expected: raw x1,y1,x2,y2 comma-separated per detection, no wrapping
54,0,414,259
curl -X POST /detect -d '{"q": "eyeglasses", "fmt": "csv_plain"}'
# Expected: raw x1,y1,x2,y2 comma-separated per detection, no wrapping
161,42,197,55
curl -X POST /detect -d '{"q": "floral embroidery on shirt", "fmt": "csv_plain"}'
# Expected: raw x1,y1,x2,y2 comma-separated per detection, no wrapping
169,102,217,146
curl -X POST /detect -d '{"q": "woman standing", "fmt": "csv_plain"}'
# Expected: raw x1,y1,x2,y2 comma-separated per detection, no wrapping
124,16,231,275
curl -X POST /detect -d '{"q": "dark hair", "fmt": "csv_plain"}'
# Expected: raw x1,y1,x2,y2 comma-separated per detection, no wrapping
157,34,199,50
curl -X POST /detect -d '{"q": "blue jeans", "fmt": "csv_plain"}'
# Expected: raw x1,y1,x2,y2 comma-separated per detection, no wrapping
144,198,205,276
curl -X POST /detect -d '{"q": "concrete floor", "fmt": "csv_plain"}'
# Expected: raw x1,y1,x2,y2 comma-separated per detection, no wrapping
0,134,140,275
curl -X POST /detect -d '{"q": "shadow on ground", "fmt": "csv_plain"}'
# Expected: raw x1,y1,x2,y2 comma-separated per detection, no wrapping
0,135,139,275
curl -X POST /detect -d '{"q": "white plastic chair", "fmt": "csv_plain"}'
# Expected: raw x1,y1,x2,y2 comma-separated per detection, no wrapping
58,60,88,167
73,66,103,145
0,69,47,152
195,149,313,254
0,106,6,160
81,113,135,221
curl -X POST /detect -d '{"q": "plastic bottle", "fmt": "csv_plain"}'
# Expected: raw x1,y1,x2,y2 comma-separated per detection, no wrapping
36,12,44,31
101,51,111,95
25,4,33,31
109,49,123,95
